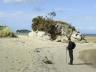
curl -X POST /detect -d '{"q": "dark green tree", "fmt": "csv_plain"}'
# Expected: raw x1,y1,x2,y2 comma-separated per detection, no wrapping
48,11,56,19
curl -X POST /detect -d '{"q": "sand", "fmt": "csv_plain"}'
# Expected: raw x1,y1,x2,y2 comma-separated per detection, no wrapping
0,35,96,72
86,36,96,43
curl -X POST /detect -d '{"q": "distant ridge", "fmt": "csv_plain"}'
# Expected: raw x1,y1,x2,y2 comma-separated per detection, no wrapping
83,34,96,36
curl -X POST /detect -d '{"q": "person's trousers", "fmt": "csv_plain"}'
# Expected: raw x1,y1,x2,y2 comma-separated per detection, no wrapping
68,50,73,64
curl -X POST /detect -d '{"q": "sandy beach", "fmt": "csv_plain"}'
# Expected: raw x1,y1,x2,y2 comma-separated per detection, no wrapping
0,35,96,72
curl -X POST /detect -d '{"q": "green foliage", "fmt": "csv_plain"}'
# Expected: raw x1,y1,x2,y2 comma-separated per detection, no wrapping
48,11,56,19
16,29,31,33
32,16,57,40
32,16,56,33
32,14,76,40
0,26,17,38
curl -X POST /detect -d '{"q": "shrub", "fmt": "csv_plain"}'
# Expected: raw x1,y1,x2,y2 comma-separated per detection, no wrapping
32,16,76,40
16,29,31,33
0,26,17,38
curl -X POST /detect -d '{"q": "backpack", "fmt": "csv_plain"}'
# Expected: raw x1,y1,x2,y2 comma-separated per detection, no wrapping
71,42,76,49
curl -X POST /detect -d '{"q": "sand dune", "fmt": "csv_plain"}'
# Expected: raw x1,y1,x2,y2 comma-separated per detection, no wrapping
0,36,96,72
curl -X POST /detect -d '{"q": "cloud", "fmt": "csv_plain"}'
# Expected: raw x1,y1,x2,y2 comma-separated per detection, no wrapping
0,10,47,31
0,11,25,19
33,7,44,12
0,11,21,18
0,12,5,17
80,26,96,30
3,0,17,3
3,0,45,3
76,26,96,33
0,10,47,20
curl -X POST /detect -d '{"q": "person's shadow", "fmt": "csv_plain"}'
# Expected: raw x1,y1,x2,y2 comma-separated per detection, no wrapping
78,49,96,68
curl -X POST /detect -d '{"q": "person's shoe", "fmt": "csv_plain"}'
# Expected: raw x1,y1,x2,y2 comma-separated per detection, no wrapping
68,63,73,65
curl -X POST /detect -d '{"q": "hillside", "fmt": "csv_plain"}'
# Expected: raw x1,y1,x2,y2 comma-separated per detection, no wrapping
31,16,79,41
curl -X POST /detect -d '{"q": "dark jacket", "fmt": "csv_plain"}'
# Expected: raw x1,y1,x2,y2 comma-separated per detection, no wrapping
67,41,75,50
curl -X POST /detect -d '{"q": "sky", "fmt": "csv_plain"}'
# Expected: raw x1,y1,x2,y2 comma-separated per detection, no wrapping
0,0,96,34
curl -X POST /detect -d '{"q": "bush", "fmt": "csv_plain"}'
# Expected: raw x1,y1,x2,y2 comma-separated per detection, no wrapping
16,29,31,33
32,16,76,40
0,26,17,38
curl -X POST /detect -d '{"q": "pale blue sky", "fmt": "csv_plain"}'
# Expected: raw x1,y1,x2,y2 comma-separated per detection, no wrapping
0,0,96,33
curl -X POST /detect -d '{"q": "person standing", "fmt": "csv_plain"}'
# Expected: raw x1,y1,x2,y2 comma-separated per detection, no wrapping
67,38,76,65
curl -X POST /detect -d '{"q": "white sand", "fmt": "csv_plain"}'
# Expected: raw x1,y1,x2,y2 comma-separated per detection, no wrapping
0,35,96,72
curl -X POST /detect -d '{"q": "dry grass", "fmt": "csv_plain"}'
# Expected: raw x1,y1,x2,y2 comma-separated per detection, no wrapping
85,36,96,43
